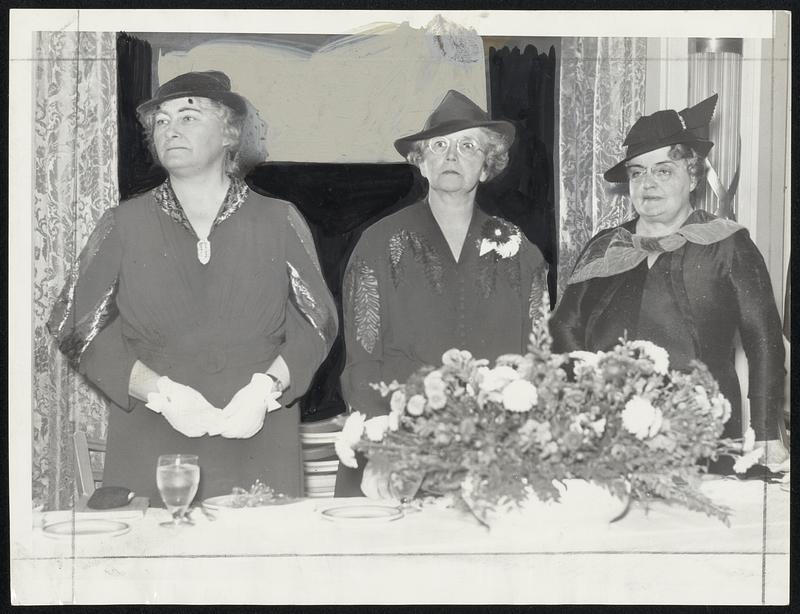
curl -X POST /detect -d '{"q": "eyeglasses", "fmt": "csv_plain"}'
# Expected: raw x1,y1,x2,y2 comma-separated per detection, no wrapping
427,136,485,158
625,164,678,183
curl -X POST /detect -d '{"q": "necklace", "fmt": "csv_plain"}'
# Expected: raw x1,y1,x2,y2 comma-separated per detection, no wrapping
197,235,211,265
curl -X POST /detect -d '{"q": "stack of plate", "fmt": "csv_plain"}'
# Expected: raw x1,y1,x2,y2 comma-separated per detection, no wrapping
299,416,344,498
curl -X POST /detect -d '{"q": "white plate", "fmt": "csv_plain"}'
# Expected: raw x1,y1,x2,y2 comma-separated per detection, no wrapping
202,494,298,510
42,519,131,539
320,504,403,523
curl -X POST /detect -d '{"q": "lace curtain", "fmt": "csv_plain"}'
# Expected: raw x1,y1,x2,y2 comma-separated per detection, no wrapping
32,31,119,510
556,37,647,297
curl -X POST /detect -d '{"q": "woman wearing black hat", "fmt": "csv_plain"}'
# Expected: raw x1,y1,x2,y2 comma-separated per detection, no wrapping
335,90,549,497
549,95,788,468
48,71,338,501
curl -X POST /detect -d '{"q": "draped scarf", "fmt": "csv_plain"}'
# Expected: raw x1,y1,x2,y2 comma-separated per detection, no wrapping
568,209,743,285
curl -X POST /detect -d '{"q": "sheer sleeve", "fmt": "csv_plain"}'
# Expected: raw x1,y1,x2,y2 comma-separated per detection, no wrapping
340,233,389,418
280,204,338,404
729,230,786,440
47,208,139,410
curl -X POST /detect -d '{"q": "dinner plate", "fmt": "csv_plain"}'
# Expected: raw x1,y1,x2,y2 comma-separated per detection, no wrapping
42,519,131,539
202,494,298,510
320,504,403,523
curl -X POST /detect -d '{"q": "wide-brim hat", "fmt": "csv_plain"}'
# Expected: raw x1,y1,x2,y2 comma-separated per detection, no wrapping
136,70,248,117
394,90,516,157
604,94,718,183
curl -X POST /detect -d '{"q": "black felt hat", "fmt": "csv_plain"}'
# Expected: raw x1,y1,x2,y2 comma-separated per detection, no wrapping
136,70,248,117
604,94,718,183
394,90,515,157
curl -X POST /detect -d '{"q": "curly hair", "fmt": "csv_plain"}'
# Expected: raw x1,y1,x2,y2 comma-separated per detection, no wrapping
406,127,511,182
667,143,707,204
137,97,246,176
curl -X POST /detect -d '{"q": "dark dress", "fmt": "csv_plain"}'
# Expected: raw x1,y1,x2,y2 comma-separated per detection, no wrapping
48,177,338,502
549,209,785,442
335,199,549,495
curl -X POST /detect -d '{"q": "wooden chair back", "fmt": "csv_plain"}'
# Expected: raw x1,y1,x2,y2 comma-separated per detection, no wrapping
73,431,106,498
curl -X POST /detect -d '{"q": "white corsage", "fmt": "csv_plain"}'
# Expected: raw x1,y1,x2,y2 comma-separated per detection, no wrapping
479,218,522,259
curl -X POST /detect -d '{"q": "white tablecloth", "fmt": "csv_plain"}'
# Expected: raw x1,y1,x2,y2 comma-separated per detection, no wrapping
11,478,789,605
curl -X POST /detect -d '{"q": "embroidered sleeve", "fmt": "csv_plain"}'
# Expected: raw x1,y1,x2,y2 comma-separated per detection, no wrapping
280,206,338,401
388,229,444,293
47,208,120,365
47,207,138,410
348,256,381,353
287,261,337,346
287,203,323,275
528,264,550,322
341,237,390,417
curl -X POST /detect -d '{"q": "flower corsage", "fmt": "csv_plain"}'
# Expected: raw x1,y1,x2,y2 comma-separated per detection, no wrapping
479,218,522,259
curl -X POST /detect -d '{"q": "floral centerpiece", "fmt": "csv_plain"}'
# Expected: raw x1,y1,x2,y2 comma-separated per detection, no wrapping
336,300,763,525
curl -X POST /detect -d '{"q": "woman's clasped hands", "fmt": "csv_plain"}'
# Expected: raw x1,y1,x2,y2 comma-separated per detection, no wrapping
218,373,282,439
146,374,282,439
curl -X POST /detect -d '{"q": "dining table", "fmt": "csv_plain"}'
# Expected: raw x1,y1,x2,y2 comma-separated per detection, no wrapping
11,476,789,605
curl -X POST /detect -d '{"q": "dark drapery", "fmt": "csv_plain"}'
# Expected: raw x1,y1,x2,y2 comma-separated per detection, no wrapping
485,44,558,303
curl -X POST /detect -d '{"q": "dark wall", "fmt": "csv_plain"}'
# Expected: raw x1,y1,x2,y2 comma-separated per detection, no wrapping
115,33,557,420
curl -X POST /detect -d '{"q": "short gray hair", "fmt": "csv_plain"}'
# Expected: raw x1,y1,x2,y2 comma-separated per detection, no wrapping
668,143,707,205
137,97,246,176
406,127,512,182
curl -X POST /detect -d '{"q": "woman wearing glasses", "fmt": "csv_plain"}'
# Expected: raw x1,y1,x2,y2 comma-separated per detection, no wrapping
549,95,788,469
335,90,549,497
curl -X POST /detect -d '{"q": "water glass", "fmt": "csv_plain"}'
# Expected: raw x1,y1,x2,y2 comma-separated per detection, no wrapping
388,470,424,512
156,454,200,528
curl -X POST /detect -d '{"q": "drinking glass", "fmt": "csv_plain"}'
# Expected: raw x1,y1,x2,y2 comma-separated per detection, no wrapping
388,470,424,513
157,454,200,528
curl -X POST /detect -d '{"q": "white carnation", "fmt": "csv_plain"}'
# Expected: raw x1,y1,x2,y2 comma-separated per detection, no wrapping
423,371,447,396
389,389,407,413
631,340,670,375
622,396,662,439
501,379,538,412
570,350,603,369
479,365,520,392
427,390,448,410
406,394,426,416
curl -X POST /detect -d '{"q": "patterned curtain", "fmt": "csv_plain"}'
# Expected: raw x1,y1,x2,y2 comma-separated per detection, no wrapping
32,31,119,510
556,38,647,298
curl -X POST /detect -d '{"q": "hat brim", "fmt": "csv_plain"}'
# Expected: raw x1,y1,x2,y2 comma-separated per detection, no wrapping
604,137,714,183
394,119,516,157
136,90,248,118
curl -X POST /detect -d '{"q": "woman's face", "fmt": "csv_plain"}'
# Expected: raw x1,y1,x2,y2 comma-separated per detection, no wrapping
626,146,696,225
153,97,231,177
418,127,489,196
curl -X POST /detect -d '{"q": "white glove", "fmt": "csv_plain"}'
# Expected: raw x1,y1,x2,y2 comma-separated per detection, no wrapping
145,376,224,438
219,373,282,439
755,438,790,471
